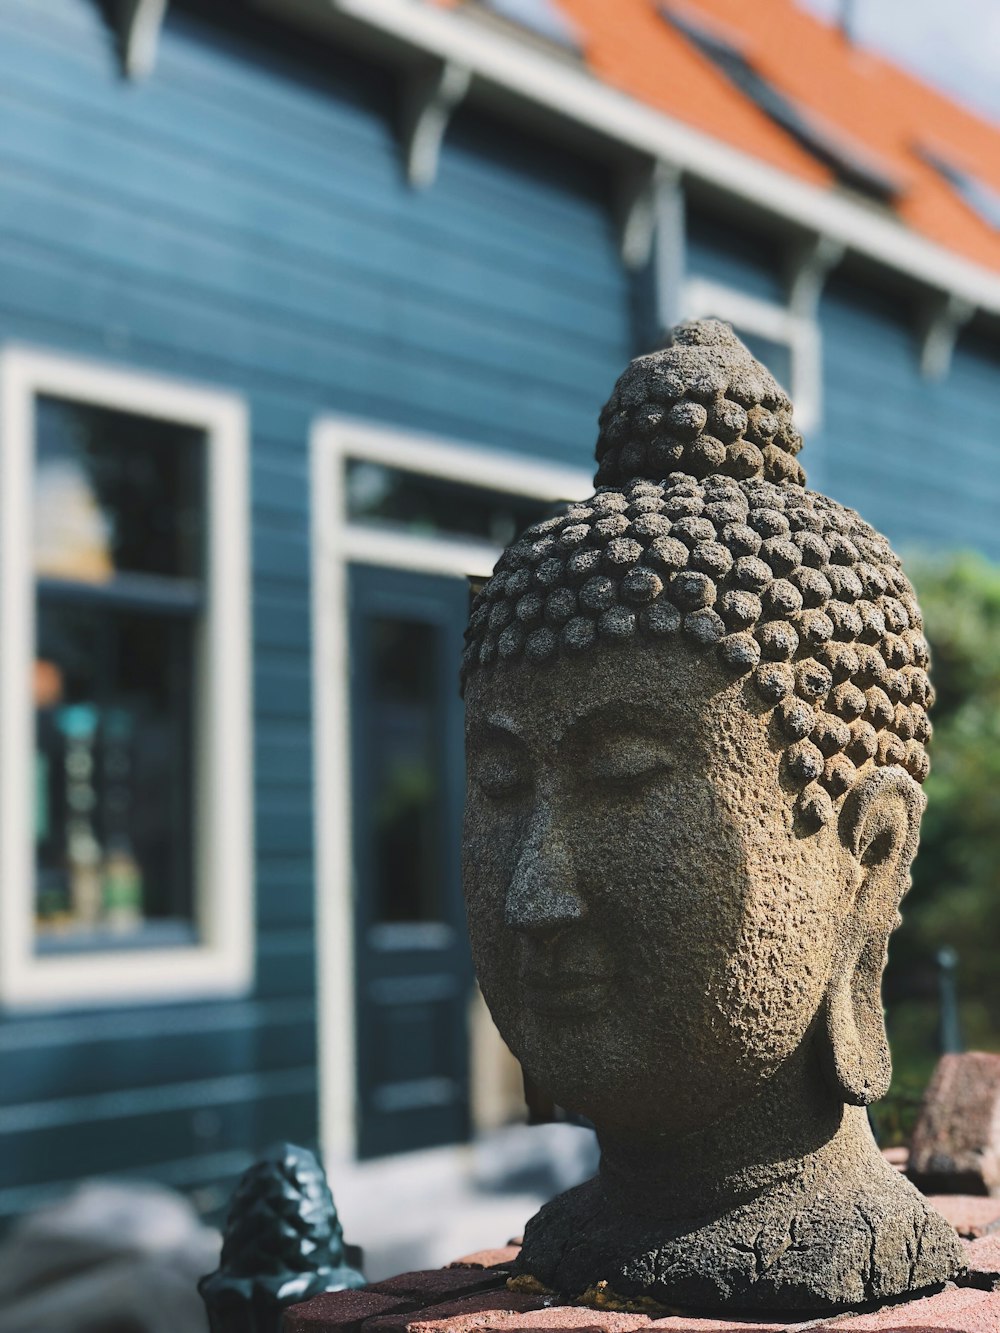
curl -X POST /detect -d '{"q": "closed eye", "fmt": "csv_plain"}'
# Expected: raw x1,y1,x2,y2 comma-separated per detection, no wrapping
471,744,531,798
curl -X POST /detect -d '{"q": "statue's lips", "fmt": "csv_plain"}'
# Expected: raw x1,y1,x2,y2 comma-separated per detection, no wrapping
520,967,612,1016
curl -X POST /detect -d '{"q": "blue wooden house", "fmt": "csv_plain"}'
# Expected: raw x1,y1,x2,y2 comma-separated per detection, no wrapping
0,0,999,1222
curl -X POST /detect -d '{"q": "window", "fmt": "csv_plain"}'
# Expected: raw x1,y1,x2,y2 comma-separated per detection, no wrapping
345,458,563,547
0,349,252,1005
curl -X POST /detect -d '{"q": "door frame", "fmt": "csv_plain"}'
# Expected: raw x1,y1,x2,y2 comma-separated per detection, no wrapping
310,417,589,1161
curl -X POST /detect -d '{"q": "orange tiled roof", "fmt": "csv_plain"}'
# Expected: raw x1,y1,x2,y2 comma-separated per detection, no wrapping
433,0,1000,277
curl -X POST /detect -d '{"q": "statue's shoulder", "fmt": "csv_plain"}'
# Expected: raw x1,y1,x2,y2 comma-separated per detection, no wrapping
752,1156,965,1308
514,1154,965,1314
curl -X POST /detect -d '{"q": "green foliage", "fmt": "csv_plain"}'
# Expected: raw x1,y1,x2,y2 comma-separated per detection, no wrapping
885,552,1000,1089
868,1075,927,1148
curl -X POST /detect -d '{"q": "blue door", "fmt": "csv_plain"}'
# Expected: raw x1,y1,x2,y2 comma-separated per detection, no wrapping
348,565,473,1157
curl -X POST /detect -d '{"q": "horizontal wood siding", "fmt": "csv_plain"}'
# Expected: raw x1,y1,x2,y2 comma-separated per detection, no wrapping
815,272,1000,561
0,0,631,1218
682,225,1000,565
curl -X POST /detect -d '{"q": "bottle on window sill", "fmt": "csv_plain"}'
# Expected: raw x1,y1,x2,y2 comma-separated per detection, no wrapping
102,840,144,934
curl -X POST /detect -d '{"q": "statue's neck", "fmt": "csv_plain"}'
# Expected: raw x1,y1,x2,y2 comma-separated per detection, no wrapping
596,1039,874,1222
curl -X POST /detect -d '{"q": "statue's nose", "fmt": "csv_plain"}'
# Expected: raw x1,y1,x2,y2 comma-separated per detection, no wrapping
504,806,586,937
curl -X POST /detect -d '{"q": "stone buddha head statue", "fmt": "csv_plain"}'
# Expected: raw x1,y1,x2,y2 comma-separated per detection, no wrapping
460,321,965,1313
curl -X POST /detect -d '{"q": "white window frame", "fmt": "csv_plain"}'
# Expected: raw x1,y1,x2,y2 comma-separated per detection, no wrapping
682,275,823,435
0,347,254,1007
311,416,590,1160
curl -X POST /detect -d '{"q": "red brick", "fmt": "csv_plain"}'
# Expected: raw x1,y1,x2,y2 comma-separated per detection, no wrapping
370,1268,511,1304
363,1288,547,1333
809,1283,1000,1330
371,1297,817,1333
487,1308,653,1332
447,1247,522,1271
965,1231,1000,1281
881,1145,908,1172
927,1194,1000,1238
362,1285,549,1327
283,1290,415,1333
640,1316,815,1331
909,1052,1000,1195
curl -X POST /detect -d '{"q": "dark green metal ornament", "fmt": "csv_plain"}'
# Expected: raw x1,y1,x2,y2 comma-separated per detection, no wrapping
199,1142,365,1333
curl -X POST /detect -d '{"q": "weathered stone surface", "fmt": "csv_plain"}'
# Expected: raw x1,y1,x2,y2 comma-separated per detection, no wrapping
909,1053,1000,1196
880,1146,908,1173
461,322,964,1313
926,1195,1000,1239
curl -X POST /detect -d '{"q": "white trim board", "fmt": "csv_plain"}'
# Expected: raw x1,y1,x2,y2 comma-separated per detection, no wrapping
264,0,1000,319
310,416,590,1160
0,347,254,1008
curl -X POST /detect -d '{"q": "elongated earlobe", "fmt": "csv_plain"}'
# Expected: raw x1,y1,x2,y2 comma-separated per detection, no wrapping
819,767,923,1105
820,936,892,1105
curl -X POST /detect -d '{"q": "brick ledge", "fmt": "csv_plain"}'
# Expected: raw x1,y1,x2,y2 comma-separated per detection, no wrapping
284,1232,1000,1333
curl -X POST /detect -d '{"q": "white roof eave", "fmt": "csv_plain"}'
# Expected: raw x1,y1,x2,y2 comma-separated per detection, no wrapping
262,0,1000,319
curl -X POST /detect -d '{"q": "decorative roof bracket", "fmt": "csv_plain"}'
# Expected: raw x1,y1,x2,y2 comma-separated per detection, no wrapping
616,158,658,271
919,291,975,380
777,235,844,440
400,59,472,189
615,160,684,279
118,0,168,79
786,234,845,318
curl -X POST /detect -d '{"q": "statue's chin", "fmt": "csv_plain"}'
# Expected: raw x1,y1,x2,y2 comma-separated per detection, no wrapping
503,995,797,1129
514,1064,719,1141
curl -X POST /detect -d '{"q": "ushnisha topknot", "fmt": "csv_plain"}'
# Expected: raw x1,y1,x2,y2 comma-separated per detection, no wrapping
461,321,933,829
595,318,805,488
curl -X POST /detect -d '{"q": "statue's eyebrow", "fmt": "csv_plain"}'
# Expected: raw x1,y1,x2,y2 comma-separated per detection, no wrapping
564,700,649,739
480,712,524,741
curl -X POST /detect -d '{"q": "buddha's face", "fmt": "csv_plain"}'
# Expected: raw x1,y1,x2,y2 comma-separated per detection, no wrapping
462,639,864,1139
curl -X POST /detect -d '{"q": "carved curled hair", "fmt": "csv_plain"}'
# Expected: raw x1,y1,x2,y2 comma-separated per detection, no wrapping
461,321,932,827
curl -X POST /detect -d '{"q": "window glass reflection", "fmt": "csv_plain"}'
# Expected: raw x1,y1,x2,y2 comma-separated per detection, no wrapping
31,396,205,954
346,460,559,548
34,601,196,949
34,396,204,583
